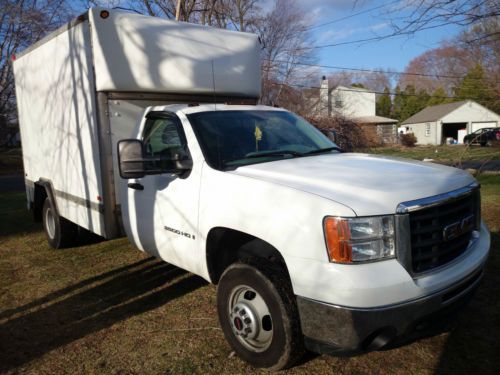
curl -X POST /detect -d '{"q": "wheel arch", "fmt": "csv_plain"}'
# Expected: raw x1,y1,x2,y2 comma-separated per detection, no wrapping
206,227,291,285
33,179,57,222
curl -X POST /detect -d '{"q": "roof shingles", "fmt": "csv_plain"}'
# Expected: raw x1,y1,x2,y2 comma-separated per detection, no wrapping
401,100,468,125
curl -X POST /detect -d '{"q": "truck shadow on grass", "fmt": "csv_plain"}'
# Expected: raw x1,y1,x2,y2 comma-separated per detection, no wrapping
0,191,105,246
434,230,499,375
0,192,41,237
0,257,207,373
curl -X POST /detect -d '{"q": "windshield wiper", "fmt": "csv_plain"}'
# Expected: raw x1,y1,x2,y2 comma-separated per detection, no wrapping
244,150,304,159
226,147,340,165
302,146,342,155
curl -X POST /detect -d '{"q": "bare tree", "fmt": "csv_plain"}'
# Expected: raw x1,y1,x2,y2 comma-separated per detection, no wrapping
397,44,472,94
387,0,500,43
134,0,260,29
257,0,316,106
0,0,72,146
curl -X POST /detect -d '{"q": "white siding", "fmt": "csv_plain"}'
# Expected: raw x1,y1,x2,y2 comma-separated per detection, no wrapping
471,121,498,132
331,86,375,118
407,122,439,145
13,20,106,236
440,101,500,127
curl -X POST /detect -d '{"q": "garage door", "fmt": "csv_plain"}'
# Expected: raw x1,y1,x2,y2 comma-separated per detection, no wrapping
471,121,498,132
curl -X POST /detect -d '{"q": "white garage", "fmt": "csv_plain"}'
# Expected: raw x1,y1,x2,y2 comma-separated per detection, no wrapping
401,100,500,145
471,121,497,132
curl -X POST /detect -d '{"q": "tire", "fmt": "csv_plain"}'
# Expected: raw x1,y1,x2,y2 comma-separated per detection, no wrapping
42,197,77,249
217,262,304,371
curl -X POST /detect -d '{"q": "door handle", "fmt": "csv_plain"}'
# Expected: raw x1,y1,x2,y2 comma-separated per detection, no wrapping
128,182,144,190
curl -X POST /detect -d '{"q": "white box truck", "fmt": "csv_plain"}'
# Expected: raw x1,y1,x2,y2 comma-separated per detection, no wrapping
13,8,490,371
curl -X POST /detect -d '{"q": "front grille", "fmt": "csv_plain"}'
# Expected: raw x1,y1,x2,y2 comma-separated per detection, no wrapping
409,190,479,273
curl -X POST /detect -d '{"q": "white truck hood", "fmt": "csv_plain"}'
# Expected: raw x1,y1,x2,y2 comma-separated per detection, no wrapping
230,153,476,216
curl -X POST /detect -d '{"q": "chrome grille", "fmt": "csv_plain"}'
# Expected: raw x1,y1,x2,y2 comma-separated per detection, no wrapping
407,189,480,274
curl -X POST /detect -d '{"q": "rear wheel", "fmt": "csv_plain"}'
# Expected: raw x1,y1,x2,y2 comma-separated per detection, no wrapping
217,262,304,371
42,197,77,249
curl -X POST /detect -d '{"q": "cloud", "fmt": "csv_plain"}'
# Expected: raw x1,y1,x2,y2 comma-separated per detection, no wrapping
371,22,389,32
316,22,389,44
295,0,374,11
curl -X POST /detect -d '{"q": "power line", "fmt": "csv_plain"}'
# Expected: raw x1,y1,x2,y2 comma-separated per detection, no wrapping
264,59,500,83
268,81,499,102
305,0,400,31
295,19,473,52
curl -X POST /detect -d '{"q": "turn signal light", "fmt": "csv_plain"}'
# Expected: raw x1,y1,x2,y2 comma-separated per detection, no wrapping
324,217,352,263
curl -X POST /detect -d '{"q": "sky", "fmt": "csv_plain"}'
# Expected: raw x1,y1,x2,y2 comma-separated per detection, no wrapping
293,0,462,75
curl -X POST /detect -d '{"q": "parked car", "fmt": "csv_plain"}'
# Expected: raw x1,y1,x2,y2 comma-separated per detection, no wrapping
463,127,500,146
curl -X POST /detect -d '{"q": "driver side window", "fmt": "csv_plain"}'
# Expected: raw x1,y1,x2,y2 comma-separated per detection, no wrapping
142,116,185,158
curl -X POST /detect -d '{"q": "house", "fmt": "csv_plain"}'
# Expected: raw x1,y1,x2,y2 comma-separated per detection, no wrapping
314,76,398,143
402,100,500,145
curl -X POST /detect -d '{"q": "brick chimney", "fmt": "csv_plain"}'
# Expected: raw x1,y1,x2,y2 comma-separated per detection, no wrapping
319,76,330,117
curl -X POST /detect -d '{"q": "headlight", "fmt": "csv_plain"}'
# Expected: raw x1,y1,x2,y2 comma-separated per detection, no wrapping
323,216,395,263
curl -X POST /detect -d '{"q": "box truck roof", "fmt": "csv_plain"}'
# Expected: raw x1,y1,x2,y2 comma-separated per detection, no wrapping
89,8,261,96
16,7,261,98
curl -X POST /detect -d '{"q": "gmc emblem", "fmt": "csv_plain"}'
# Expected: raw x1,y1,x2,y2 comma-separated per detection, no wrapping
442,214,475,241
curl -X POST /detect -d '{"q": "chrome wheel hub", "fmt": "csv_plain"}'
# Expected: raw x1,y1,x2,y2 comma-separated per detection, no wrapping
230,301,258,340
228,286,273,352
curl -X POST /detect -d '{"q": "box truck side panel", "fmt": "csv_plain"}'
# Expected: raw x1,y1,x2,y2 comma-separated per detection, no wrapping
107,98,153,206
89,8,261,97
13,20,106,237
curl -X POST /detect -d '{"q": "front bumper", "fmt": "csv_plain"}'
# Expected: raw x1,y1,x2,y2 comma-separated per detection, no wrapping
297,266,483,355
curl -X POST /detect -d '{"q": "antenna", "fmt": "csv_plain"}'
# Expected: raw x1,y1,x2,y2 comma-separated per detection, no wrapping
211,60,217,110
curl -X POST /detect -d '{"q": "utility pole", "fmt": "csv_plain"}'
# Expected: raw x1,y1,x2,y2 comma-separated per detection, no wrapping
175,0,182,21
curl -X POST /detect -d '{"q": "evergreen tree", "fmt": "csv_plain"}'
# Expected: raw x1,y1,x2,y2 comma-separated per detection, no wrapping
454,64,492,106
399,85,418,122
376,87,392,117
396,86,432,122
428,87,449,106
416,89,430,112
392,86,403,121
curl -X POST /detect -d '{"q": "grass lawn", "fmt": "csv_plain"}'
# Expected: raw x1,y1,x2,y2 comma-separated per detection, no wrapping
0,148,23,175
0,176,498,374
362,145,500,163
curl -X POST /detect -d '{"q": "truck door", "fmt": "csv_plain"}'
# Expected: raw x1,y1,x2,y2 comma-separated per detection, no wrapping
120,111,201,273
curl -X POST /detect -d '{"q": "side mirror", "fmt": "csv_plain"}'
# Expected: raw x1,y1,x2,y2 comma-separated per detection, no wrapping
117,139,194,179
118,139,146,179
172,151,193,173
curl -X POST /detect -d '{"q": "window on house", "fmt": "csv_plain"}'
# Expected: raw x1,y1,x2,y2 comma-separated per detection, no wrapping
335,100,342,108
425,123,431,137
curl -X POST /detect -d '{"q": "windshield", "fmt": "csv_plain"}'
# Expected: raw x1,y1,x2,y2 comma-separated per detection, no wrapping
187,110,339,170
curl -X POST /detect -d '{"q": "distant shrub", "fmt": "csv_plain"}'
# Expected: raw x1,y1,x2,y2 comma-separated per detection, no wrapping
400,133,417,147
305,115,381,151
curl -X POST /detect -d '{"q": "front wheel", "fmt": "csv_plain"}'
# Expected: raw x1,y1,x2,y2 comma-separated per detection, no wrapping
217,262,304,371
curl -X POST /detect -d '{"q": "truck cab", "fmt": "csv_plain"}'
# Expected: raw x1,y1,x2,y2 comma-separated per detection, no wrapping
116,103,490,369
